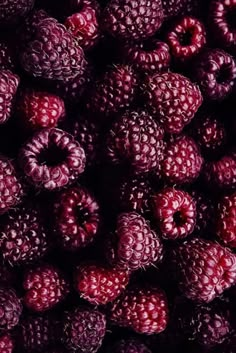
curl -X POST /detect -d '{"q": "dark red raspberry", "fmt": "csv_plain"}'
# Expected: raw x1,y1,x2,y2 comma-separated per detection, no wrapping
162,0,200,19
86,65,137,117
23,264,69,312
106,110,165,174
153,188,196,240
0,288,22,332
103,0,164,41
216,193,236,248
74,263,129,304
142,72,202,134
166,16,206,61
112,339,151,353
62,307,106,352
18,128,86,190
0,334,13,353
172,238,236,302
0,42,15,71
123,39,170,74
110,286,169,334
0,0,34,25
53,186,100,251
161,135,203,185
0,70,19,124
193,49,236,101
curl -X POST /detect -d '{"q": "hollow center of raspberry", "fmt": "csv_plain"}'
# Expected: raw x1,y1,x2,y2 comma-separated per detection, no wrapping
173,211,186,226
216,64,232,84
179,31,193,46
142,40,158,52
76,206,89,225
38,146,68,167
226,8,236,31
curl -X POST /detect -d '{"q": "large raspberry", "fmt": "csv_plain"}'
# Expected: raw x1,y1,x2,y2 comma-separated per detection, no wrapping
216,193,236,248
0,334,13,353
112,339,151,353
0,70,19,124
0,0,34,25
0,288,22,332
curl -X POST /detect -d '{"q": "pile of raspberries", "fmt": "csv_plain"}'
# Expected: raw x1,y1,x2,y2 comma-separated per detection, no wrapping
0,0,236,352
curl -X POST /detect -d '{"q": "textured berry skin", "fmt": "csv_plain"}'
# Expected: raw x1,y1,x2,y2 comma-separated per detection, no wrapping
107,212,163,271
0,70,19,124
0,334,13,353
161,135,203,185
21,17,87,81
172,238,236,302
53,186,100,251
153,188,196,240
193,49,236,101
23,264,69,312
62,307,106,352
0,288,22,332
106,110,165,174
18,9,49,46
0,0,34,25
190,190,214,235
0,42,15,71
16,90,66,131
142,72,202,134
86,65,137,117
74,263,129,304
0,204,48,266
18,128,86,190
112,339,151,353
167,16,206,61
110,286,169,334
162,0,199,19
103,0,164,41
217,193,236,248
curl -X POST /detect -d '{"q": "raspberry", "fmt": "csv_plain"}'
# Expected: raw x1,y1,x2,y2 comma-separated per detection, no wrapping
18,128,86,190
142,72,202,134
62,307,106,352
172,238,236,302
162,0,200,19
74,263,129,304
166,16,206,61
0,334,13,353
216,193,236,248
106,110,165,174
110,286,169,334
0,70,19,124
0,0,34,25
153,188,196,240
103,0,164,41
0,288,22,332
0,42,15,71
193,49,236,101
161,135,203,185
112,339,151,353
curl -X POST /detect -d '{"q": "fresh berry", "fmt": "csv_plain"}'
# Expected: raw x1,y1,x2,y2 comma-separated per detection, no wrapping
142,72,202,134
0,334,13,353
0,70,19,124
112,339,151,353
153,188,196,240
53,186,100,251
172,238,236,302
193,49,236,101
161,135,203,184
74,263,129,304
62,307,106,352
0,287,22,332
102,0,164,41
0,0,34,25
106,110,165,174
216,193,236,248
166,16,206,61
0,42,15,71
18,128,86,190
110,286,169,334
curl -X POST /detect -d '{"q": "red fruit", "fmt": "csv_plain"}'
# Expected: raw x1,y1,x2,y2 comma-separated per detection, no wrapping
0,0,34,25
18,9,49,46
0,334,13,353
110,286,169,334
172,238,236,302
0,287,22,332
23,264,69,312
112,339,151,353
74,263,129,304
153,188,196,240
142,72,202,134
217,193,236,248
0,70,19,124
162,0,200,19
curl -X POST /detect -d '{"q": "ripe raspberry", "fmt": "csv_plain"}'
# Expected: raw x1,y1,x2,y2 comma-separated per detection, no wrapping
16,90,66,131
74,263,129,305
103,0,164,41
86,65,137,117
106,110,165,174
0,42,15,71
112,339,151,353
110,286,169,334
0,334,13,353
153,188,196,240
123,39,170,74
18,128,86,190
193,49,236,101
216,193,236,248
166,16,206,61
106,212,163,271
161,135,203,185
0,288,22,332
20,16,87,81
0,0,34,25
172,238,236,302
53,186,100,251
62,307,106,352
0,70,19,124
142,72,202,134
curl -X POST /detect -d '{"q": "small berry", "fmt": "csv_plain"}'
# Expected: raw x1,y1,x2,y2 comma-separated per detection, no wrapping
0,287,22,332
112,339,151,353
0,70,19,124
0,0,34,25
216,193,236,248
0,334,13,353
163,0,200,19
